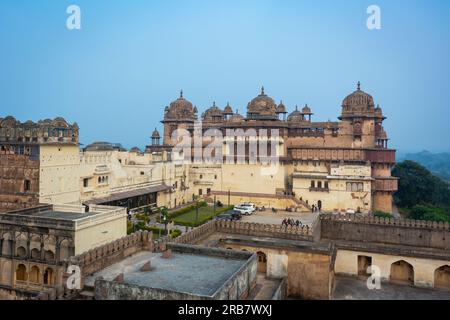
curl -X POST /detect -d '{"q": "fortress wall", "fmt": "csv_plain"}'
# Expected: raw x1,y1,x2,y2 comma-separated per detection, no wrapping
320,214,450,250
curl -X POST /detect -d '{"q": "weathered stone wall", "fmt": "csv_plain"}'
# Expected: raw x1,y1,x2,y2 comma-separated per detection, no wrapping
66,230,156,283
320,214,450,250
0,154,39,212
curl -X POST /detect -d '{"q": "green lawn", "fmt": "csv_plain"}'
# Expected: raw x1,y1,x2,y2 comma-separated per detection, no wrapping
172,205,230,227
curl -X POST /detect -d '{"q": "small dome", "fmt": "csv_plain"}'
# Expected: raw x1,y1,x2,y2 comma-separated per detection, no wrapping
203,102,223,122
276,101,286,114
151,128,160,138
301,104,312,115
287,106,304,122
223,102,233,115
230,111,244,123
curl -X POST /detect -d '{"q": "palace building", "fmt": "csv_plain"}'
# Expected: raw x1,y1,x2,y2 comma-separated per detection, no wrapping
152,83,398,214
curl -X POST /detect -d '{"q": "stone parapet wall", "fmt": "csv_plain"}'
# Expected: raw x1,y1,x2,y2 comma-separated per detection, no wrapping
174,220,315,245
66,230,155,278
320,214,450,249
215,220,314,241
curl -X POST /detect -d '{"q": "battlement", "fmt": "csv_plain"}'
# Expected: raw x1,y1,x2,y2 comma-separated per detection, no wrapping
321,214,450,231
320,214,450,250
66,230,158,277
173,219,316,245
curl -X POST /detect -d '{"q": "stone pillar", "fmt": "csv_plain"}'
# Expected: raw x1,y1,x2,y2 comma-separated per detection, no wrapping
11,239,16,258
55,244,61,264
26,240,31,259
40,240,45,261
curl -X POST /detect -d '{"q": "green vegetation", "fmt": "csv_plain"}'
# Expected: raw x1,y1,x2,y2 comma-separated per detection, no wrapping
373,211,393,219
392,160,450,222
172,205,234,227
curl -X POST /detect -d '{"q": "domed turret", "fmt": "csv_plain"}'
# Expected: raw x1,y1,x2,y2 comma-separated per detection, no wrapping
203,102,224,122
151,128,161,146
247,86,278,120
164,90,197,121
340,82,384,121
287,105,304,122
230,110,244,123
223,102,233,115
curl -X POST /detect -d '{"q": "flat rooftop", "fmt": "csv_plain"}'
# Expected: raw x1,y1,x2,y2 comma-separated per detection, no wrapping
333,276,450,300
7,210,97,221
85,250,248,297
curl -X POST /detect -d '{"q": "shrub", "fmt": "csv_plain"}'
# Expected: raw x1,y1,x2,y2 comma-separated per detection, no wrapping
170,229,182,238
373,211,393,219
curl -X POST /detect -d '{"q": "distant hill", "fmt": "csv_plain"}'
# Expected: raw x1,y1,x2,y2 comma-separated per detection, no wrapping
398,151,450,183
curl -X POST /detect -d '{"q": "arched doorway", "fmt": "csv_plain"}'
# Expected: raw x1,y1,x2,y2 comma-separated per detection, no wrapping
434,265,450,290
16,264,27,282
29,266,40,283
257,251,267,274
43,268,54,286
317,200,322,211
390,260,414,285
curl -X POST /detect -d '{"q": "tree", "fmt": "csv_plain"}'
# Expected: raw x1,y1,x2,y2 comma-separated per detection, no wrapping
408,205,450,223
392,160,450,208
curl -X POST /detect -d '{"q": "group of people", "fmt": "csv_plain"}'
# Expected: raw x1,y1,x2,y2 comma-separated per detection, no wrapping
311,205,320,212
282,218,303,227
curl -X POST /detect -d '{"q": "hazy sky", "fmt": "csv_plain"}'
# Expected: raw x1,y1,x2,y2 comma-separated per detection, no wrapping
1,0,449,152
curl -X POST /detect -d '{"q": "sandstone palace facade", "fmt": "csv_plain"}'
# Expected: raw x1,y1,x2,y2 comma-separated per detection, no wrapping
150,83,398,214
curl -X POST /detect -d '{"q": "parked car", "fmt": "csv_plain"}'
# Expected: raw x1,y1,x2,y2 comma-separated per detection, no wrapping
216,210,241,221
238,203,256,213
234,206,253,216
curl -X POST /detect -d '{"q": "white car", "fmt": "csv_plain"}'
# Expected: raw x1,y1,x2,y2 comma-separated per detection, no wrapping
239,203,256,213
234,206,253,215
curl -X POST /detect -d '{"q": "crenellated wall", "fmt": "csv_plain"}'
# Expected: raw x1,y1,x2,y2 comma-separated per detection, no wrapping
320,214,450,250
173,220,316,245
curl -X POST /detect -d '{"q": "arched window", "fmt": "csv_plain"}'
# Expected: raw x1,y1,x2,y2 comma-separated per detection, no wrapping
59,239,71,261
44,268,54,286
45,250,55,261
16,246,27,258
16,264,27,281
29,266,40,283
31,248,41,260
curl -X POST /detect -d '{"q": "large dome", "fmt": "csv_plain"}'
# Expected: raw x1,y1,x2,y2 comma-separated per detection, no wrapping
342,82,375,108
164,90,197,120
247,87,278,119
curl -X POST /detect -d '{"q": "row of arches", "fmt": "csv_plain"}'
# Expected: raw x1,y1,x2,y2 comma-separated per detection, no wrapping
15,246,56,261
358,256,450,290
15,264,54,286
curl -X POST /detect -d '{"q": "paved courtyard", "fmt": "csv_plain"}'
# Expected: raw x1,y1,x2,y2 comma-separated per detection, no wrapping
333,276,450,300
240,210,319,227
